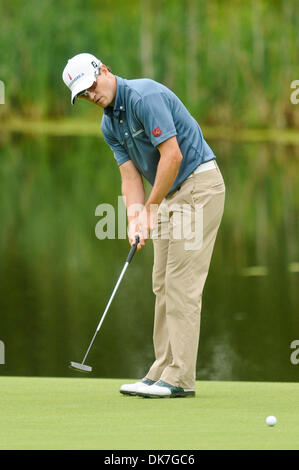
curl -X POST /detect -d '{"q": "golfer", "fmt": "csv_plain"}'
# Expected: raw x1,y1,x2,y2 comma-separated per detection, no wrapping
62,53,225,398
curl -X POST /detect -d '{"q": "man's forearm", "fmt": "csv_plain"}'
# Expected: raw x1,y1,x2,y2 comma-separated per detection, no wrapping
122,178,145,223
145,152,182,211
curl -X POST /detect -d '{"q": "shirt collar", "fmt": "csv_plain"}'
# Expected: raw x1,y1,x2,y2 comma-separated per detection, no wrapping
104,75,125,118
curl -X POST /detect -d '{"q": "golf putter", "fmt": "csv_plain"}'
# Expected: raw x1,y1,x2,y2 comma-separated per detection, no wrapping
69,235,140,373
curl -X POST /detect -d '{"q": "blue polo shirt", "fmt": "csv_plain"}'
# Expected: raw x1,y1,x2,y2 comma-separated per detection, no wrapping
101,76,216,193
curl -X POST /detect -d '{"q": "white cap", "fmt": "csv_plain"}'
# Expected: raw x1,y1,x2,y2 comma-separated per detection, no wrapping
62,53,102,104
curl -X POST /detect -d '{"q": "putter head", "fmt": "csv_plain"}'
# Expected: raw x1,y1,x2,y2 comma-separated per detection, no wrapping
69,361,92,373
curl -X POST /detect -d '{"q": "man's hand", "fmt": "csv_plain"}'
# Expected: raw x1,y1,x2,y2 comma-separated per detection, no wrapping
128,204,159,251
128,217,143,250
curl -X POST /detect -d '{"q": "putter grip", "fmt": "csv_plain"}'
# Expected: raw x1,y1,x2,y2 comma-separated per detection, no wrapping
126,236,140,264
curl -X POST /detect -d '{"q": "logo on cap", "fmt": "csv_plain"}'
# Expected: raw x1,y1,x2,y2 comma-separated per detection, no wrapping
91,61,98,68
68,73,72,81
152,127,162,137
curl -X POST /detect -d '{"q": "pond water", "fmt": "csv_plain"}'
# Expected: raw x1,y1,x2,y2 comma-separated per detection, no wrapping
0,132,298,382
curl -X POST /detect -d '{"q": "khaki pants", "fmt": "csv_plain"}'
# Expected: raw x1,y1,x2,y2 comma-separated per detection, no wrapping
146,164,225,389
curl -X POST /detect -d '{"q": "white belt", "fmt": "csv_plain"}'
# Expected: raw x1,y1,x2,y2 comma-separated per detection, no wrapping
187,160,217,179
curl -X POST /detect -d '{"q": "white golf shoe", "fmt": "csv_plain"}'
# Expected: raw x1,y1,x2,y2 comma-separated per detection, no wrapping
120,377,155,396
136,380,195,398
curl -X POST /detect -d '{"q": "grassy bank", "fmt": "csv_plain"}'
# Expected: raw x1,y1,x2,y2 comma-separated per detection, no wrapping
0,0,298,128
2,118,299,144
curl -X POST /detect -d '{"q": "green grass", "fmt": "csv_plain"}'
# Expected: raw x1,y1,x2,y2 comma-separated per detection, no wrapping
2,118,299,143
0,377,298,450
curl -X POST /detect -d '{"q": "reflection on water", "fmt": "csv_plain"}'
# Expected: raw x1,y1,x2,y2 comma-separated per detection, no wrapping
0,134,298,382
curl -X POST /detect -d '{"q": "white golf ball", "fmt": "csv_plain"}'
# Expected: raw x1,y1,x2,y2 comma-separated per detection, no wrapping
266,415,277,426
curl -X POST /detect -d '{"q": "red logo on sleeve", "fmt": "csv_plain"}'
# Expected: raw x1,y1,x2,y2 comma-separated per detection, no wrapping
152,127,162,137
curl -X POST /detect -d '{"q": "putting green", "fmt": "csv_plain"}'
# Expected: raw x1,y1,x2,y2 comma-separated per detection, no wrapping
0,377,298,450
